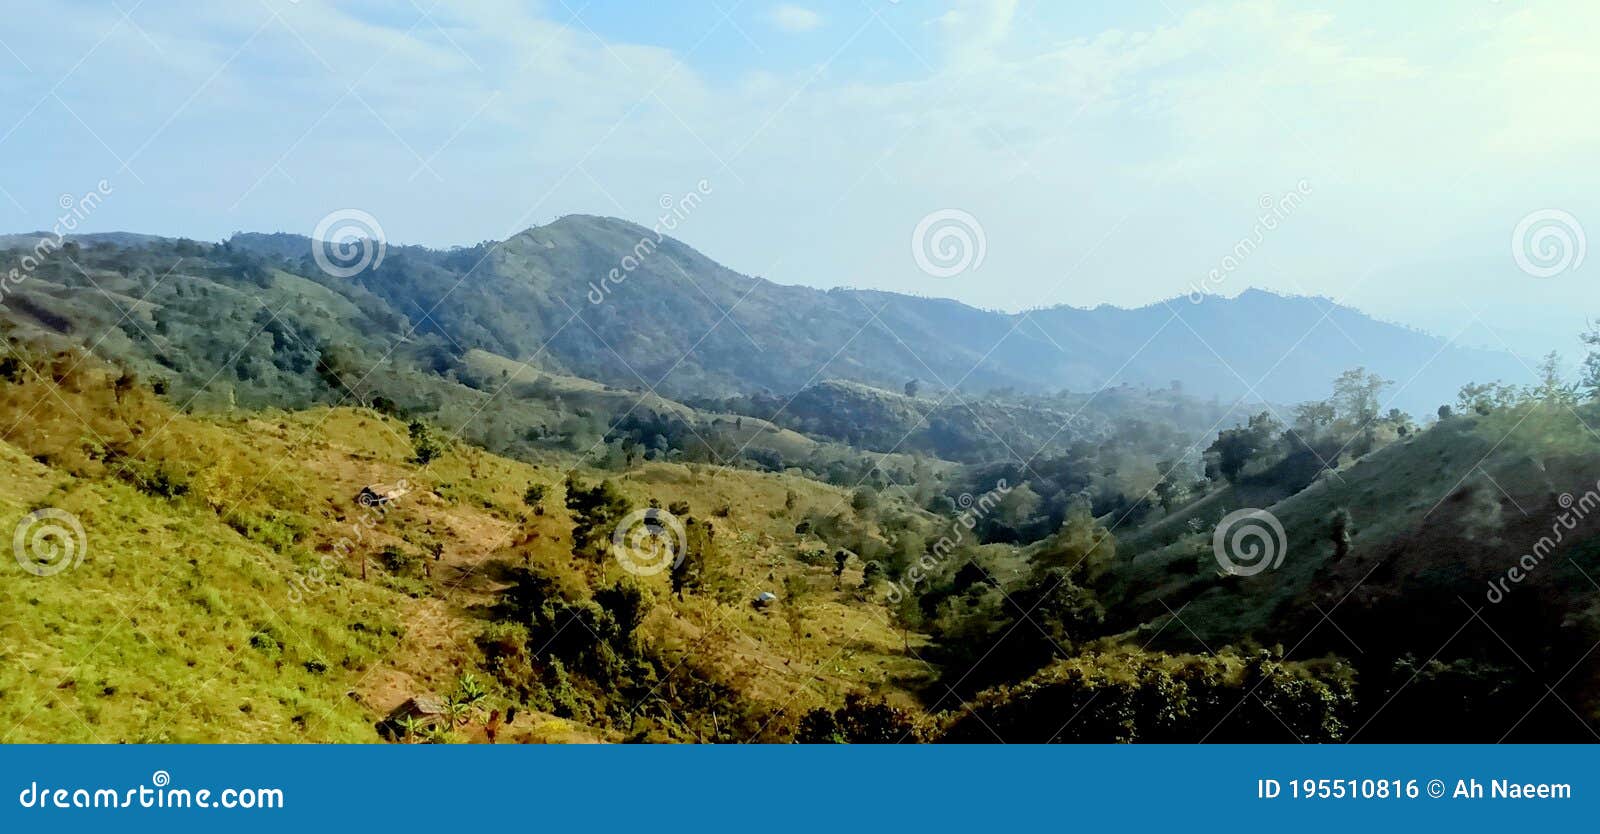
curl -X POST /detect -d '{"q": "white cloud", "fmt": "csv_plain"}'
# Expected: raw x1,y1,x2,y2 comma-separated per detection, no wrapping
769,5,823,33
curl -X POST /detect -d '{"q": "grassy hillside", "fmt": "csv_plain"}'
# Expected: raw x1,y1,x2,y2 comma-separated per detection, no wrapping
1107,400,1600,740
0,345,935,742
3,231,1596,743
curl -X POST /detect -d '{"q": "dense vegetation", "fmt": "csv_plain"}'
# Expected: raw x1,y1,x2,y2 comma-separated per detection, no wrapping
2,227,1596,743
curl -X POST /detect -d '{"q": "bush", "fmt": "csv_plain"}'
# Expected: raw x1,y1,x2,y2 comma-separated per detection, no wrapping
941,649,1356,743
797,694,922,743
115,459,191,499
378,546,423,577
248,630,282,657
409,419,443,465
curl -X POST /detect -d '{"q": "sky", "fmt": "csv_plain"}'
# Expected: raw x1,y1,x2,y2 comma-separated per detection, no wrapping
1,0,1596,361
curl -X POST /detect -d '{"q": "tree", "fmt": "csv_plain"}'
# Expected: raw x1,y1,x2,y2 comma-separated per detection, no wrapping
1581,321,1600,401
1033,499,1117,582
860,559,883,592
990,482,1043,536
1205,411,1281,484
523,482,547,509
1384,408,1414,438
903,379,920,398
671,518,699,600
796,694,920,743
565,475,632,567
409,419,443,465
1331,368,1390,425
594,580,650,640
1330,508,1353,561
832,549,849,589
1533,351,1575,404
1292,399,1336,438
1153,459,1188,513
1457,381,1519,416
112,368,138,404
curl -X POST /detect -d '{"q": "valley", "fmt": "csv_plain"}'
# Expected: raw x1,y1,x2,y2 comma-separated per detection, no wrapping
1,223,1594,743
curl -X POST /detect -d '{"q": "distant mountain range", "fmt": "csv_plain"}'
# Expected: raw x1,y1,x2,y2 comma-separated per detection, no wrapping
3,217,1592,744
8,216,1537,415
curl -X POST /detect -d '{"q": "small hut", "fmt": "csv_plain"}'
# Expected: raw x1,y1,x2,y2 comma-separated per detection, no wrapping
752,591,778,610
378,694,447,740
356,482,409,507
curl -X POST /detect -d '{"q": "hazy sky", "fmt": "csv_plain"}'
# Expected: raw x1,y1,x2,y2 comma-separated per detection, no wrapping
2,1,1595,360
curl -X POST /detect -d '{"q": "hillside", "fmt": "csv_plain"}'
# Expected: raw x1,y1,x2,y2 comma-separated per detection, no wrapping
1107,400,1600,741
0,348,935,742
3,228,1597,743
705,378,1234,464
4,222,1530,420
0,238,963,489
221,216,1530,414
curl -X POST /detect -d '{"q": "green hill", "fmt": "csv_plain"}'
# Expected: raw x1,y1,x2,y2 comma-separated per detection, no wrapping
3,227,1596,743
233,217,1534,413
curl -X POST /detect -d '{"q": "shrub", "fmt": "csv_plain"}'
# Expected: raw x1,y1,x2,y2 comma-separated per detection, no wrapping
378,546,423,577
797,694,922,743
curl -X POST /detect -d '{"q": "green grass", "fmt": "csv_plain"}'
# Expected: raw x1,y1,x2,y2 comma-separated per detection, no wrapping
1113,401,1600,647
0,358,941,742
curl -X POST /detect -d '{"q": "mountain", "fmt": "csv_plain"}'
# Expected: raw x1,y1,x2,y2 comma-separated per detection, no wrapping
3,220,1597,743
222,215,1532,416
701,378,1233,466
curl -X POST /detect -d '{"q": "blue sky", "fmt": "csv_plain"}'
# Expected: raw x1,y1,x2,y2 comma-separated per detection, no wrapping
1,1,1596,361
